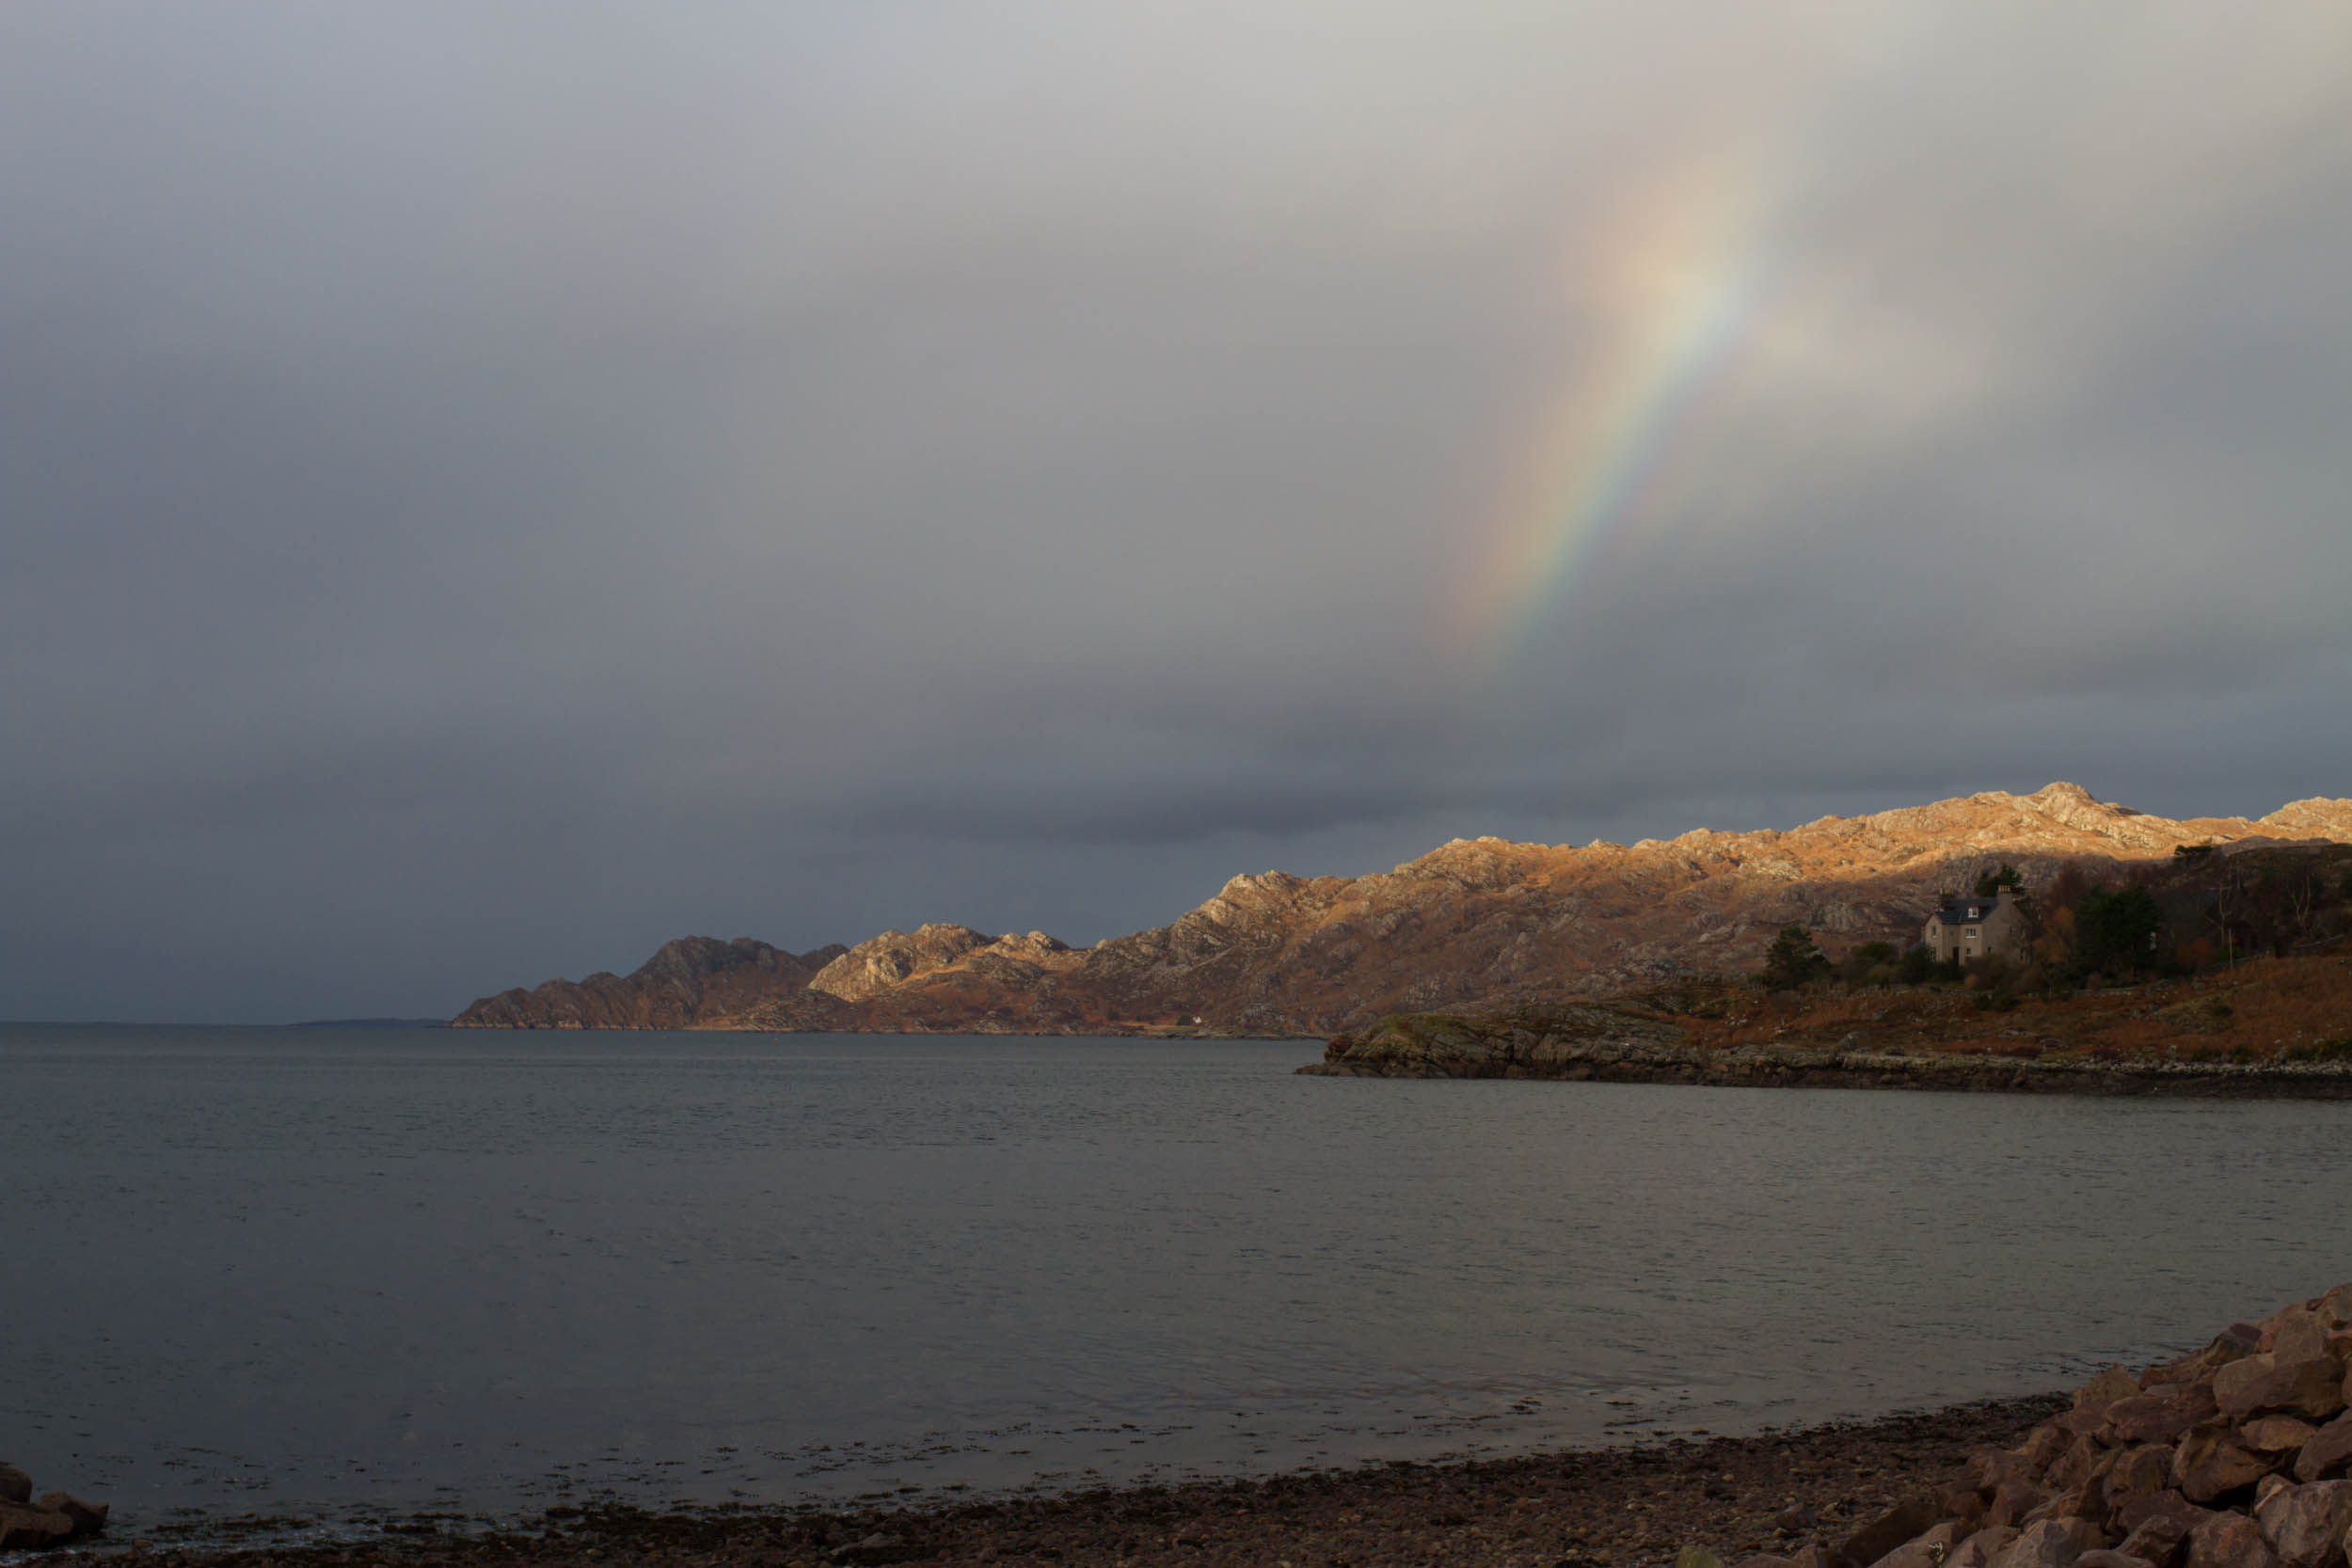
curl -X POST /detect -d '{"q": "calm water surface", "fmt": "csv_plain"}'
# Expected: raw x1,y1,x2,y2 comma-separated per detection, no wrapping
4,1026,2346,1537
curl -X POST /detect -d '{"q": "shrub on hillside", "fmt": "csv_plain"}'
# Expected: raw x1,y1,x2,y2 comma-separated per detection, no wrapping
1756,927,1832,990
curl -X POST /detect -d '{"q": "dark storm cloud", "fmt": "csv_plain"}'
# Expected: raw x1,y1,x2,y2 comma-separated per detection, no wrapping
4,2,2348,1019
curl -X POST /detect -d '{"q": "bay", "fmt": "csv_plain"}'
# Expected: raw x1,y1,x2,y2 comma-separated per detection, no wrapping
2,1024,2345,1538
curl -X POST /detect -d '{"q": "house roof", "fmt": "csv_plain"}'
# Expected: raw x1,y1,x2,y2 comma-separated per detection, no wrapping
1929,898,2003,924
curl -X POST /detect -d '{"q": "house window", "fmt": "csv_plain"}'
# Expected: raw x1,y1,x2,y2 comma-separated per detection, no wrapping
1965,927,1980,939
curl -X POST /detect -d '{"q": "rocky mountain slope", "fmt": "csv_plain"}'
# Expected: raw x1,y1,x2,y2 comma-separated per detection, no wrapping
451,783,2352,1036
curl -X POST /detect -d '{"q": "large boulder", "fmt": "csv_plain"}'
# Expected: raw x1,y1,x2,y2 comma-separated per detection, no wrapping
0,1465,29,1506
2116,1514,2195,1568
2253,1481,2352,1568
1951,1526,2024,1568
2217,1357,2347,1423
2244,1418,2323,1456
2178,1423,2287,1504
2153,1330,2266,1390
2187,1513,2283,1568
2297,1414,2352,1483
2113,1388,2222,1447
1840,1495,1949,1568
2107,1449,2187,1516
0,1502,74,1551
2117,1493,2216,1538
1867,1521,1974,1568
1989,1518,2106,1568
2075,1370,2146,1405
2274,1315,2334,1367
36,1492,105,1536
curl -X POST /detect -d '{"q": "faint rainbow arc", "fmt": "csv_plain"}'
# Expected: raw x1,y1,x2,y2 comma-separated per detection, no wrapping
1443,167,1783,685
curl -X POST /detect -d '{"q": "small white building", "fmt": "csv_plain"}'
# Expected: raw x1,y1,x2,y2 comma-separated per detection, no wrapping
1923,896,2025,964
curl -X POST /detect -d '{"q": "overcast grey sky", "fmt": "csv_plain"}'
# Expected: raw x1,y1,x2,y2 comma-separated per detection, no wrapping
5,2,2348,1022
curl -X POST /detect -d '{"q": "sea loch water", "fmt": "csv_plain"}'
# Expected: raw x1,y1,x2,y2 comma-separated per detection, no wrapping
4,1025,2345,1537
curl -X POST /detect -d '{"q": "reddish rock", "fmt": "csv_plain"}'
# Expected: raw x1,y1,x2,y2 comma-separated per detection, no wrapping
2033,1483,2111,1531
2054,1434,2114,1491
1866,1520,1973,1568
0,1502,74,1551
1979,1450,2053,1495
2186,1513,2283,1568
1951,1526,2024,1568
2076,1370,2146,1407
1734,1557,1802,1568
2218,1358,2347,1423
2076,1553,2157,1568
2296,1413,2352,1483
2274,1315,2333,1368
2061,1406,2126,1438
2178,1422,2286,1504
2253,1481,2352,1568
1989,1517,2106,1568
0,1465,29,1505
1838,1494,1948,1568
2112,1388,2223,1447
35,1491,105,1536
2117,1493,2215,1537
1796,1544,1841,1568
1994,1483,2058,1529
2116,1514,2195,1568
2220,1361,2285,1416
2242,1418,2321,1456
2106,1448,2185,1515
2319,1288,2352,1333
2026,1427,2077,1472
2156,1332,2271,1391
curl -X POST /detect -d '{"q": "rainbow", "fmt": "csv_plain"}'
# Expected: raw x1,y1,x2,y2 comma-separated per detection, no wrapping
1440,150,1786,682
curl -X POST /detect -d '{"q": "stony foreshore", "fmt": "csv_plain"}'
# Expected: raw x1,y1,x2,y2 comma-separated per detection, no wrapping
30,1287,2352,1568
1298,1010,2352,1098
38,1396,2068,1568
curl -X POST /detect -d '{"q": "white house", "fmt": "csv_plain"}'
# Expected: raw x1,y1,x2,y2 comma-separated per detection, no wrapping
1923,896,2025,964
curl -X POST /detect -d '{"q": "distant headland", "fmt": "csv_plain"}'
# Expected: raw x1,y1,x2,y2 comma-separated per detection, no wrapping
450,784,2352,1069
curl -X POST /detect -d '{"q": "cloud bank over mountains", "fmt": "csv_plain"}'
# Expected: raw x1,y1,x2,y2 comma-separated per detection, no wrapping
4,2,2347,1020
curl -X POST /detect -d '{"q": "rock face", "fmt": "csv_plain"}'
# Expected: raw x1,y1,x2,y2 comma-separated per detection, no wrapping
1750,1286,2352,1568
451,784,2352,1035
0,1465,104,1551
453,937,850,1030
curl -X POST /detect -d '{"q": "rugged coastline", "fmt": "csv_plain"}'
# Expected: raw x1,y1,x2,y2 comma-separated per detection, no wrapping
1297,951,2352,1099
446,786,2352,1040
1299,1013,2352,1099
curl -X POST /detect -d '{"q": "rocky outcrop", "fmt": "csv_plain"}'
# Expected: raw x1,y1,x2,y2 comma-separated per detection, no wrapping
453,937,849,1029
1298,1003,2352,1098
0,1463,105,1551
453,784,2352,1036
807,925,1077,1003
1727,1286,2352,1568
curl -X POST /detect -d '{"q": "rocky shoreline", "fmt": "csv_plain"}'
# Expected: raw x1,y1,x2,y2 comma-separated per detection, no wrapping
0,1462,108,1550
1299,1010,2352,1099
34,1396,2068,1568
24,1286,2352,1568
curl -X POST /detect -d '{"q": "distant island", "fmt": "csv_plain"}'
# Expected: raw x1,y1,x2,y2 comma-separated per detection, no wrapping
450,784,2352,1066
287,1017,450,1029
